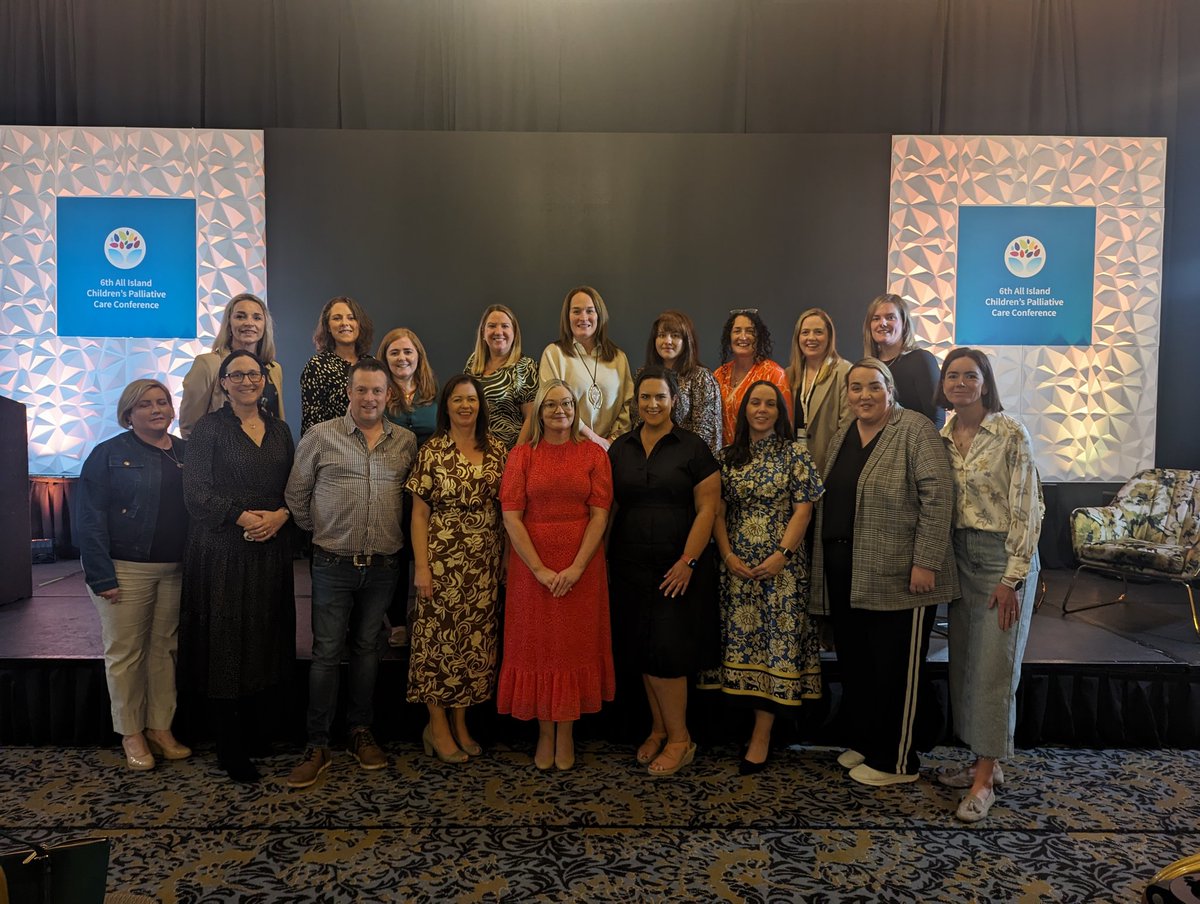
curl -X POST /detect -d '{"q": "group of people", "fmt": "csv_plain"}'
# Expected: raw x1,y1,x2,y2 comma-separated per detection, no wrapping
76,287,1043,824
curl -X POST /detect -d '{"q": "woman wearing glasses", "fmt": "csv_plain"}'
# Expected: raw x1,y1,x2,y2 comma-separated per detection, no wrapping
632,311,722,453
712,309,791,447
179,349,295,783
497,379,614,771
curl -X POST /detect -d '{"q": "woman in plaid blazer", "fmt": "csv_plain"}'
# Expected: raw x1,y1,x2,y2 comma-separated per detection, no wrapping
809,357,958,787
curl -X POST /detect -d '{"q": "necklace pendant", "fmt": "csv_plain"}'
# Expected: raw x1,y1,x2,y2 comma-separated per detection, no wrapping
586,384,602,409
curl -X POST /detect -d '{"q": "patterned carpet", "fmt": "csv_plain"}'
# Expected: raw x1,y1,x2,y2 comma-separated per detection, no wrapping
2,742,1196,902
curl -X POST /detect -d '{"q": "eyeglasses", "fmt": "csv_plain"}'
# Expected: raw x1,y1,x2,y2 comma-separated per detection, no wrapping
224,371,265,384
541,400,575,412
729,308,759,315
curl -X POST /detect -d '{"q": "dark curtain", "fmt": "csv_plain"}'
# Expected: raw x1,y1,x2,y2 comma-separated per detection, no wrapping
2,0,1186,136
1,0,1196,467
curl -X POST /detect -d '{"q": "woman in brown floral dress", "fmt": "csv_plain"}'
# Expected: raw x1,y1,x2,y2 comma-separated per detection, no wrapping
405,373,507,761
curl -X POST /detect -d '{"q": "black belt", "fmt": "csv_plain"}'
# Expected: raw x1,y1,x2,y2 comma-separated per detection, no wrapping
313,546,400,567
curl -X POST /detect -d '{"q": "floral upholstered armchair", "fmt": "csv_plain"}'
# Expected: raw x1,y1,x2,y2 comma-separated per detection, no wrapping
1062,468,1200,636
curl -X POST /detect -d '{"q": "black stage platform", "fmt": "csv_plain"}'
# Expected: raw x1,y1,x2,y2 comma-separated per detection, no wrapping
1,561,1197,749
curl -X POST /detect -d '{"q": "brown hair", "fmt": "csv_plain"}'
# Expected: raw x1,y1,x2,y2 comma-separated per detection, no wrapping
377,327,438,414
312,296,374,357
555,286,620,362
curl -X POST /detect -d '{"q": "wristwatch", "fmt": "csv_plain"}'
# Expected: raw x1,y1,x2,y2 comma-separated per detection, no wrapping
1000,576,1025,592
681,556,698,570
776,545,794,560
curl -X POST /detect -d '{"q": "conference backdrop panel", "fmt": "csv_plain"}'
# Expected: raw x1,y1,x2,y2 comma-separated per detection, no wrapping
0,127,266,476
889,135,1166,483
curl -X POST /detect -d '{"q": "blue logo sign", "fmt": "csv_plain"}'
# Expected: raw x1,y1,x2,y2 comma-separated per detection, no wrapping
57,197,197,339
956,206,1096,346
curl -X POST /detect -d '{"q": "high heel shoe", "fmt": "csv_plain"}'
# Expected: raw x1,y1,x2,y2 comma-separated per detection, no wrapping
450,727,483,757
121,736,155,771
422,726,468,764
738,751,770,775
647,740,696,777
146,732,192,761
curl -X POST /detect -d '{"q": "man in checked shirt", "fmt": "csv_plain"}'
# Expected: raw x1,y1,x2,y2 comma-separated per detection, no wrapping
284,356,417,788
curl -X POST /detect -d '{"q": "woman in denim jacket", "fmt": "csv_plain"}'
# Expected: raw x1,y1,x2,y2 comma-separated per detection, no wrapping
77,378,192,770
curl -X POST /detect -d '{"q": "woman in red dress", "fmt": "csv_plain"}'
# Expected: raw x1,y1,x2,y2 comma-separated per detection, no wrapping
497,379,614,771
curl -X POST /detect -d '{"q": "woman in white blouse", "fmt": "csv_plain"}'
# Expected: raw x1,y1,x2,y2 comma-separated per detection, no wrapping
537,286,633,450
935,348,1043,823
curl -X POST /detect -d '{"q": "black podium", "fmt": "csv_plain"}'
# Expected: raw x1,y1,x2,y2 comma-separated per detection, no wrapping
0,395,32,603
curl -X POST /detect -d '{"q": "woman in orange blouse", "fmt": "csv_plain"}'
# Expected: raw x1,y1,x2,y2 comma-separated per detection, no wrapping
712,309,791,446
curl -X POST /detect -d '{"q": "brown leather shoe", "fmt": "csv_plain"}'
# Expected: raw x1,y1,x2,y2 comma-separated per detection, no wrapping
349,728,387,770
287,746,331,788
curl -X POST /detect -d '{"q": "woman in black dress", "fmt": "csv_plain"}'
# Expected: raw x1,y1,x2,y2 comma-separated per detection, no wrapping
179,349,295,783
607,366,721,777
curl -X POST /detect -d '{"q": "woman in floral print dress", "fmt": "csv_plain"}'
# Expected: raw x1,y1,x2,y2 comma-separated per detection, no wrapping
405,374,507,762
700,380,824,773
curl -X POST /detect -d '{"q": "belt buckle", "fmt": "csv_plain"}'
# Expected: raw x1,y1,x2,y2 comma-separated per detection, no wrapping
353,553,371,568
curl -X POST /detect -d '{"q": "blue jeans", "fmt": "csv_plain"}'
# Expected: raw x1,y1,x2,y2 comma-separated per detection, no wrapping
949,529,1040,759
306,553,400,746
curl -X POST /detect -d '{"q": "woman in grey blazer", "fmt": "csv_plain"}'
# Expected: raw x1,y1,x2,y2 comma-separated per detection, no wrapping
810,357,957,787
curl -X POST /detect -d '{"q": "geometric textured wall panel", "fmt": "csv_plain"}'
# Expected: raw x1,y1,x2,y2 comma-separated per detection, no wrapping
0,127,265,476
889,135,1166,482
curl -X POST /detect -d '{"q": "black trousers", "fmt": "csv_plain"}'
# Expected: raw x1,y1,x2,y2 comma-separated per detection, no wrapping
825,542,936,776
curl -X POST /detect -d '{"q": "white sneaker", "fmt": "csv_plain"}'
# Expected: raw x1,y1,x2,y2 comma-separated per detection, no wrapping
848,763,920,786
936,761,1006,789
956,788,996,823
837,749,866,769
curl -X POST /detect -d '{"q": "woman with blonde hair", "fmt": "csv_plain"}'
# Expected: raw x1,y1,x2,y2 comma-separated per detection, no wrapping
78,378,192,769
537,286,634,450
179,293,284,438
861,293,944,427
497,379,614,771
465,304,539,450
785,307,851,473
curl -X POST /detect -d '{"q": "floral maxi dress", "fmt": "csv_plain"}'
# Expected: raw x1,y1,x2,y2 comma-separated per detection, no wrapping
404,434,508,706
699,435,824,707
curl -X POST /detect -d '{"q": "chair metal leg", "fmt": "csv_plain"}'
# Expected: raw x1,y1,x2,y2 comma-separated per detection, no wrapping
1034,574,1048,611
1178,580,1200,637
1060,563,1128,617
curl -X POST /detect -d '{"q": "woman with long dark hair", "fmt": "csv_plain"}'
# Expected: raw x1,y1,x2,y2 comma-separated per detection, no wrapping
632,310,722,453
699,380,823,773
300,296,375,434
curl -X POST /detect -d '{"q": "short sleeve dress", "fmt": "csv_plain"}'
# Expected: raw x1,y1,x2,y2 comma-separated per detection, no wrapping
607,426,720,678
698,435,824,709
496,438,615,722
404,433,507,706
